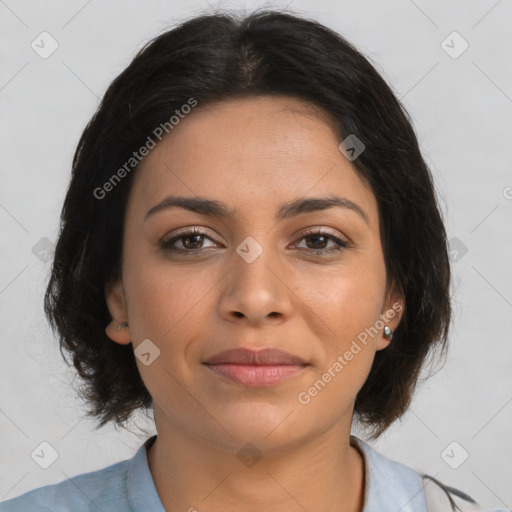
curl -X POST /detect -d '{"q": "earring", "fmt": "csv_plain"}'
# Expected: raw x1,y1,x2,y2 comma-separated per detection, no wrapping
383,325,393,341
117,322,129,330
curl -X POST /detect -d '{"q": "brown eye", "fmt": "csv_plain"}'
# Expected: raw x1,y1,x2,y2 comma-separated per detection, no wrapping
294,229,349,254
161,228,218,252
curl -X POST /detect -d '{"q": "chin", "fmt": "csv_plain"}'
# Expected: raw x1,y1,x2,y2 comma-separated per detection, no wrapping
212,402,306,447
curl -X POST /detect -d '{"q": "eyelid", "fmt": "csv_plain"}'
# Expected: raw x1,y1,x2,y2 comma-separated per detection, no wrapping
161,226,219,246
162,225,348,244
297,226,350,243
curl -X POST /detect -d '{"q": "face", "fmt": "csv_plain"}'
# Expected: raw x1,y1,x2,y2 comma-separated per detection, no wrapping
105,96,403,454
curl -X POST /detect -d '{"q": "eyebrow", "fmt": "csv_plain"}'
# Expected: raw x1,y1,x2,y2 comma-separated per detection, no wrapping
144,195,370,226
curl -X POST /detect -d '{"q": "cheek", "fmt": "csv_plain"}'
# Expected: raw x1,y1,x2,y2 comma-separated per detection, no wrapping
122,259,215,398
296,278,382,412
297,260,385,391
123,255,217,345
305,263,385,343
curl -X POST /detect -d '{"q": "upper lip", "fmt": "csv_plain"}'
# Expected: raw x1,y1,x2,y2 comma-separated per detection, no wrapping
203,348,306,366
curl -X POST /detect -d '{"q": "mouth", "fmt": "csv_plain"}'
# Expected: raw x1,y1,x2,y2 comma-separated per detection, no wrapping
203,347,308,387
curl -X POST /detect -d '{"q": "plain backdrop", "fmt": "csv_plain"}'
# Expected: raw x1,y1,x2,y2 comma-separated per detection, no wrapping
1,0,511,508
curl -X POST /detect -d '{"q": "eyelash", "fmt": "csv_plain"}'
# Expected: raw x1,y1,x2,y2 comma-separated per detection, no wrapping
160,227,350,255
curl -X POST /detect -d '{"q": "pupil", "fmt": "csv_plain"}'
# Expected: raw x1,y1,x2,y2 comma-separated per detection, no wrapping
307,235,327,249
184,234,203,249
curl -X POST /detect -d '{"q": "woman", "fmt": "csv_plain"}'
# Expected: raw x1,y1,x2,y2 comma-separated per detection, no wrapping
0,9,507,512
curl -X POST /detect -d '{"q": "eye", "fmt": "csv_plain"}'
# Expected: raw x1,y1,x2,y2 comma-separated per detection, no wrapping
293,228,349,254
160,227,218,253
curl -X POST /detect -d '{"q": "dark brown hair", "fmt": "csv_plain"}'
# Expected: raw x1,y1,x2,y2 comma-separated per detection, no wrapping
44,8,452,440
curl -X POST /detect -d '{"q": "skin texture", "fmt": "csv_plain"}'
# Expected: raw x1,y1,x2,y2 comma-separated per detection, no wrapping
105,96,403,512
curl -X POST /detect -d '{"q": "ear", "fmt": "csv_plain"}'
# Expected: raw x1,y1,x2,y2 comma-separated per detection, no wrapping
104,278,131,345
376,282,404,351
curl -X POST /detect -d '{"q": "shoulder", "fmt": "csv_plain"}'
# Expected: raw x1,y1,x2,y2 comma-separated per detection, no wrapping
350,436,510,512
0,457,131,512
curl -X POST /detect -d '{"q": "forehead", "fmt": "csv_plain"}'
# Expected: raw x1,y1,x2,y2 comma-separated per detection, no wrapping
128,95,378,229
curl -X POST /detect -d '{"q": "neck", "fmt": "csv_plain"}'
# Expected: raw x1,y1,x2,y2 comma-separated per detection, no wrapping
146,417,365,512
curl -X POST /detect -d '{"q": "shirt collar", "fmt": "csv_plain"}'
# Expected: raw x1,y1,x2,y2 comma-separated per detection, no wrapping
127,434,165,511
350,435,428,512
127,434,427,512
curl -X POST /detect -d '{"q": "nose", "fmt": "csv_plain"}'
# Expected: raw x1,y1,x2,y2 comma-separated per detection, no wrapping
217,236,294,326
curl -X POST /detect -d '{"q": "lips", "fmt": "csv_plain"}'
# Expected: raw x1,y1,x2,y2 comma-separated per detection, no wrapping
203,348,308,387
203,347,306,366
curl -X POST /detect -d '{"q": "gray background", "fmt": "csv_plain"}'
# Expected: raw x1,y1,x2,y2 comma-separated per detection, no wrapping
1,0,511,508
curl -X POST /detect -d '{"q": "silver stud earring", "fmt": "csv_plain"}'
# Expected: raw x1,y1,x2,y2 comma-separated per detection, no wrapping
117,322,129,330
383,325,393,341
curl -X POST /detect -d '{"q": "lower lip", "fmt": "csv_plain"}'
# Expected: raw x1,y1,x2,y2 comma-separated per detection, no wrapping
204,363,306,387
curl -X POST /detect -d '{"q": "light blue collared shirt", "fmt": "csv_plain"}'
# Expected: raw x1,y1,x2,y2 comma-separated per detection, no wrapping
0,435,506,511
